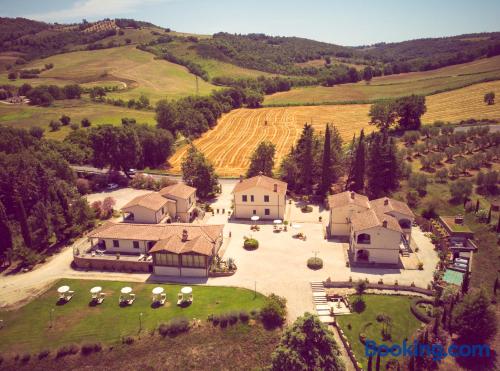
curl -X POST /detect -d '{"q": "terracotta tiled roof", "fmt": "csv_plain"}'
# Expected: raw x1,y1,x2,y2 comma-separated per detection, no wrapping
351,209,402,233
328,191,370,209
121,193,169,211
88,222,224,256
370,197,415,219
159,183,196,199
232,175,287,194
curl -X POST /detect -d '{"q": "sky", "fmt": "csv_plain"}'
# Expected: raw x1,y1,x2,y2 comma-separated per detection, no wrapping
1,0,499,46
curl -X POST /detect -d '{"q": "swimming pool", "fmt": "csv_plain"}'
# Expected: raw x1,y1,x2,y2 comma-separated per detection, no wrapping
443,268,464,286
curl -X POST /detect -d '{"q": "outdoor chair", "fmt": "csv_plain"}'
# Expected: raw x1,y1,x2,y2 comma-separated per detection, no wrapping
66,291,75,301
96,293,105,304
119,295,125,304
127,294,136,305
188,294,193,303
177,293,183,305
159,293,167,305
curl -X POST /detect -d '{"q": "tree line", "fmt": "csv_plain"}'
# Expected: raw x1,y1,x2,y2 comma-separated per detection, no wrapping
0,126,95,266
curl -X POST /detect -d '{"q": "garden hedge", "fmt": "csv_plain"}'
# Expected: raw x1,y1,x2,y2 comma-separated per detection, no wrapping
410,298,434,323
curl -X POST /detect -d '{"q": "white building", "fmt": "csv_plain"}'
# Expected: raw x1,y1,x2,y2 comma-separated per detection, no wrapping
327,191,415,265
232,174,287,220
121,183,197,224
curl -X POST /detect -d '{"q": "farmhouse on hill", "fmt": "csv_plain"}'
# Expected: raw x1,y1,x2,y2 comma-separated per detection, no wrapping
328,191,415,265
87,222,224,277
122,183,197,224
232,174,287,220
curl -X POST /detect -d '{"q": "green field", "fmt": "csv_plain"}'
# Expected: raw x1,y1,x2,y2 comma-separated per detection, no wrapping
336,295,423,370
0,279,266,353
0,100,156,139
2,45,219,103
265,56,500,105
153,40,276,80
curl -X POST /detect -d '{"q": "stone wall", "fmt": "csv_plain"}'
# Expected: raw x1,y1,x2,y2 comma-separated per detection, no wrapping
73,256,151,273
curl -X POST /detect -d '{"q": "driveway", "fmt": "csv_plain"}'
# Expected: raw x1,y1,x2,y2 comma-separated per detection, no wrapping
85,187,152,209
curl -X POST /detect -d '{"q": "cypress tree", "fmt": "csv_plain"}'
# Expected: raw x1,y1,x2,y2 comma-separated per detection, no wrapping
0,200,13,265
462,270,470,294
15,192,32,249
295,124,314,193
351,129,365,193
475,199,480,213
441,307,447,330
486,206,492,224
367,354,373,371
320,124,332,195
493,277,498,296
375,352,381,371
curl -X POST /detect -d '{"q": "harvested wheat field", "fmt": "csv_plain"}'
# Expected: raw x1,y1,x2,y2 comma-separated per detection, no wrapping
168,80,500,177
168,105,374,177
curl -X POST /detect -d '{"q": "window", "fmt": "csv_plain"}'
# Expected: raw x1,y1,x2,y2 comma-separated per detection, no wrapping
242,195,247,202
252,209,256,215
181,254,205,268
161,207,165,215
133,241,140,249
113,240,119,248
155,253,179,266
357,233,371,244
264,195,269,202
250,195,254,202
265,208,270,215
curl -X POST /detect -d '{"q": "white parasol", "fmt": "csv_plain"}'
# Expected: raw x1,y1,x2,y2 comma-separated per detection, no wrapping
57,286,70,294
152,287,164,295
250,215,260,222
273,219,283,224
181,287,192,295
90,286,102,294
121,287,133,294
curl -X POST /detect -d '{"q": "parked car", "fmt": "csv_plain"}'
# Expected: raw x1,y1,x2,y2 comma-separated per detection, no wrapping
126,168,136,176
106,183,119,191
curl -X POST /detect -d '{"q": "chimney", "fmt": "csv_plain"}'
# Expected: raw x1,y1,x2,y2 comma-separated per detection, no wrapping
182,229,188,242
384,198,389,206
350,192,355,200
382,220,388,228
273,183,278,192
239,175,243,183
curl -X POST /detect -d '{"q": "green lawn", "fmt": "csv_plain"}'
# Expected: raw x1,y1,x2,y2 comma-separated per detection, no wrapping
336,295,423,370
0,279,266,354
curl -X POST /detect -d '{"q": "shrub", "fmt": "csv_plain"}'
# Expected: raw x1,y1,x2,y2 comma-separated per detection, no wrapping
158,317,190,336
56,344,79,358
352,297,366,313
410,298,434,323
219,314,229,328
60,114,71,126
38,349,50,359
49,120,62,131
307,257,323,270
243,237,259,250
70,122,79,131
239,310,250,323
81,118,91,127
450,179,473,202
250,309,259,318
122,336,135,345
301,205,313,213
76,178,91,195
81,342,102,355
260,294,287,329
20,353,30,363
228,312,238,325
29,126,45,139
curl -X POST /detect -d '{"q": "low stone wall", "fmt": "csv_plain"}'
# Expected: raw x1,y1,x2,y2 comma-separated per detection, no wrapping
334,324,363,371
73,256,151,273
324,281,433,296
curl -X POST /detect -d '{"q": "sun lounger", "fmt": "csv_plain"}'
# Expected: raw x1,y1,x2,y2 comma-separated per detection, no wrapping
316,309,331,316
